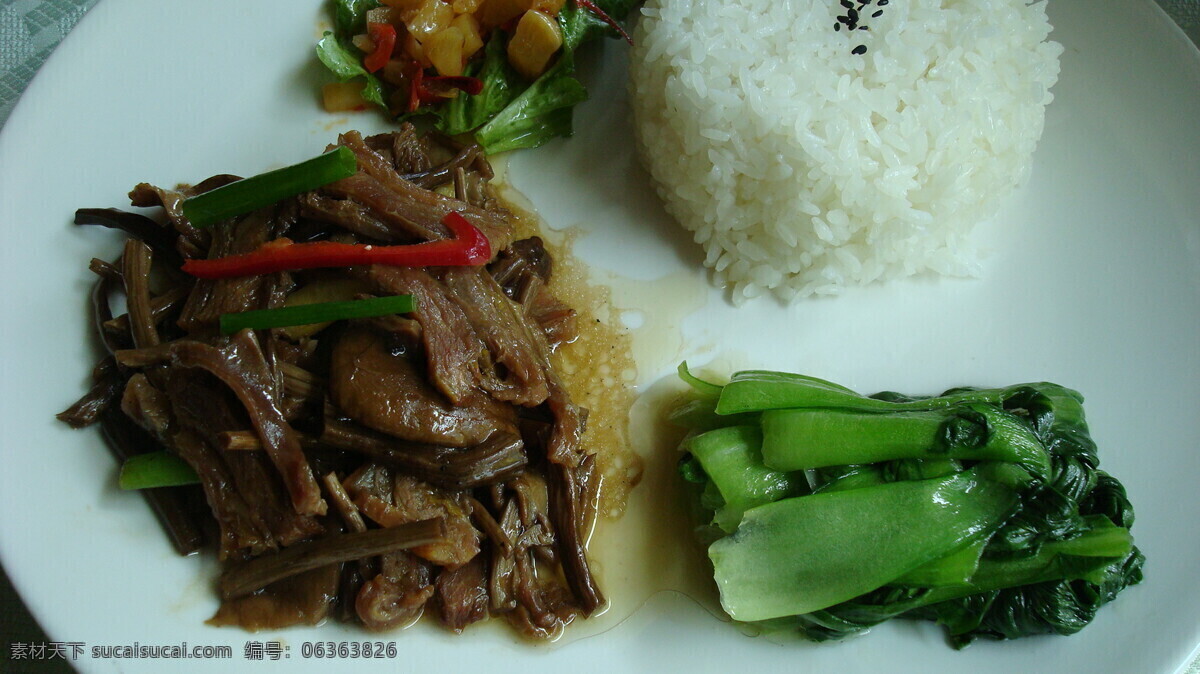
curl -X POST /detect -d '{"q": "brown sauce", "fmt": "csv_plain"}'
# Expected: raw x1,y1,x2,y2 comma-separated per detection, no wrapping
489,182,725,646
498,190,644,520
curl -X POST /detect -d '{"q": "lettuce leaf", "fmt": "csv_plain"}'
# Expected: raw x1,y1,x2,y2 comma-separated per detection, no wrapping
439,34,522,137
471,54,588,154
333,0,380,34
438,0,626,152
315,32,387,109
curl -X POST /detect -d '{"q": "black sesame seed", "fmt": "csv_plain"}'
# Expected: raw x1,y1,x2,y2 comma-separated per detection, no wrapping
848,8,858,19
872,9,883,17
852,45,867,55
834,22,841,30
840,0,853,8
837,14,850,23
877,0,888,4
858,25,869,30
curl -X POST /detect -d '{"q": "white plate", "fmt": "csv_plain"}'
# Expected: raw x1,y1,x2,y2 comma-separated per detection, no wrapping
2,0,1198,672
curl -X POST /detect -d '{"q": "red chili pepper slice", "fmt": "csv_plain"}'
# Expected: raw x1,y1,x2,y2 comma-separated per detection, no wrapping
363,23,398,73
181,211,491,279
408,63,484,112
423,75,484,97
407,62,425,112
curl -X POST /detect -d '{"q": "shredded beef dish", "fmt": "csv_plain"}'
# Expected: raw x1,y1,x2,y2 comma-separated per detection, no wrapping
59,127,613,639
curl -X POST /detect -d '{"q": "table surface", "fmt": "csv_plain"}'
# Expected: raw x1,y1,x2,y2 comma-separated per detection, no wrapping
2,1,1199,672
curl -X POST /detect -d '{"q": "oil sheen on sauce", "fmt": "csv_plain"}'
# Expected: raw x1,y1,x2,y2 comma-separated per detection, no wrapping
493,184,724,647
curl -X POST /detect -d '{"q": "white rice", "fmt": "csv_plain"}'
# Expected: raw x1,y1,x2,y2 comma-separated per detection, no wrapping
628,0,1063,302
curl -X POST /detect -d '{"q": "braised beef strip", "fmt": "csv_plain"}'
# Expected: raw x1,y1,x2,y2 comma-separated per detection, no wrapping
60,127,606,636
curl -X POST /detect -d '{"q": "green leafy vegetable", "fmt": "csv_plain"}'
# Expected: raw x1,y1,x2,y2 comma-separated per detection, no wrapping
677,361,723,399
316,0,387,109
314,0,638,153
760,403,1051,479
671,365,1144,648
893,539,987,587
440,34,523,137
715,370,1036,415
472,58,587,154
711,468,1019,621
316,32,387,108
333,0,379,35
687,425,803,532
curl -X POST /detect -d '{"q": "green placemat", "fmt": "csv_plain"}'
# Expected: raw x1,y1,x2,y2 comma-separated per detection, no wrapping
0,0,98,124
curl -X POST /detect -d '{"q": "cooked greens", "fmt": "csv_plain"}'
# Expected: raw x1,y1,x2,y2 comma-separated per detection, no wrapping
672,364,1143,648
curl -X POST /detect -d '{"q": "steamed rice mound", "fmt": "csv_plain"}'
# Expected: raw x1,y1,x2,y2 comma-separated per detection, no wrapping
629,0,1063,302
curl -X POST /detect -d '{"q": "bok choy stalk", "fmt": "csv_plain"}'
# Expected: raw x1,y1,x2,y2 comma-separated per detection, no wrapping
672,364,1144,648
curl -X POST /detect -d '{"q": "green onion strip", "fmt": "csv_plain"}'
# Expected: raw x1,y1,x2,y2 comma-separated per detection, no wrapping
219,294,415,335
119,451,199,490
181,146,358,228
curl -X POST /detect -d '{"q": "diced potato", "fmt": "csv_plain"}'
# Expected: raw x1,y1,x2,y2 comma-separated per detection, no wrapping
321,81,368,112
380,0,424,9
451,14,484,61
507,10,562,80
529,0,564,16
403,33,432,68
407,0,454,41
426,27,466,77
451,0,483,14
476,0,527,29
352,33,376,54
